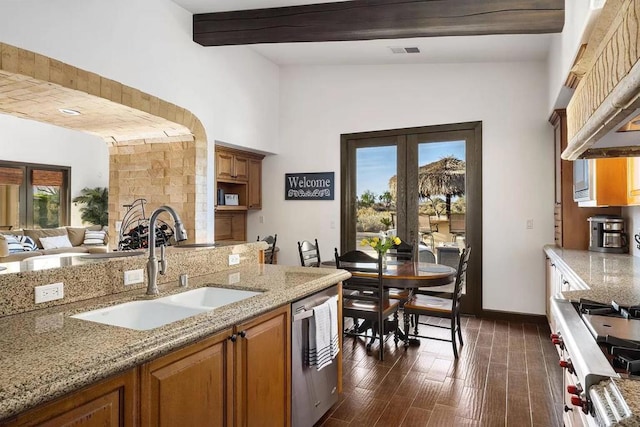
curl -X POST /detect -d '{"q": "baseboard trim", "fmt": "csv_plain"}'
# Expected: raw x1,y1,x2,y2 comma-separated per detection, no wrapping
477,309,548,324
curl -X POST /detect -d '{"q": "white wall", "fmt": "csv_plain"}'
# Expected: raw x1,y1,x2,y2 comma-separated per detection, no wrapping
0,0,280,239
0,114,109,225
250,62,554,314
0,0,280,155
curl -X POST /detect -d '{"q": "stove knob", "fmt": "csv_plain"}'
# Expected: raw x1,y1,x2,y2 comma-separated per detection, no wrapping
559,360,575,374
570,396,590,414
550,334,564,349
567,385,582,395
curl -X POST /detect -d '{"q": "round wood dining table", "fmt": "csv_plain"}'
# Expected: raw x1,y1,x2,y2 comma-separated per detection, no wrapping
321,260,456,289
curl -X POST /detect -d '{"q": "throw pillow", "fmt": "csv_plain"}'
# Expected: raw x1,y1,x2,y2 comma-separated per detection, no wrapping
17,235,37,251
4,235,25,253
24,228,67,249
83,230,107,246
40,235,73,250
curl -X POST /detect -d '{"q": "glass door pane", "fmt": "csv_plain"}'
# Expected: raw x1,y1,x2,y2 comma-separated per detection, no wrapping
0,184,20,229
355,145,397,257
32,185,62,228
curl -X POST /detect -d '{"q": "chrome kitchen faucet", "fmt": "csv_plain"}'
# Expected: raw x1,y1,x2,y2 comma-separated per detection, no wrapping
146,206,188,295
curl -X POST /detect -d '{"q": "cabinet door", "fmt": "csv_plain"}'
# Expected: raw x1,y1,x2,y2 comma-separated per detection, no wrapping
235,305,291,427
545,257,554,322
3,369,137,427
248,158,262,209
233,155,249,181
216,151,236,181
628,157,640,205
215,212,246,241
141,329,234,427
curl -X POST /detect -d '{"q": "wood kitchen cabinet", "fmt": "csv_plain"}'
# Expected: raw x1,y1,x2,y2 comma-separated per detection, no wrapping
235,305,290,427
550,110,621,250
217,149,249,182
141,305,290,427
1,369,137,427
247,158,262,209
140,328,234,426
215,211,247,242
628,157,640,205
215,146,264,242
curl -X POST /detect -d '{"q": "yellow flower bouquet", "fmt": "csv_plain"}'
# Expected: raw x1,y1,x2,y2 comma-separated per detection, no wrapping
360,235,401,257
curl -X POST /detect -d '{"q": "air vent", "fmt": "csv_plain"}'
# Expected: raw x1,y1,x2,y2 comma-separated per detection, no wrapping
389,47,421,54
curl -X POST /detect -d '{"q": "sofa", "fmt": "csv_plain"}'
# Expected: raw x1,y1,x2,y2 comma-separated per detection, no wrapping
0,226,109,263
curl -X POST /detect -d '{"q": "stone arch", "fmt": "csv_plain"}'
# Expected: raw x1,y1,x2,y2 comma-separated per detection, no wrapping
0,42,209,244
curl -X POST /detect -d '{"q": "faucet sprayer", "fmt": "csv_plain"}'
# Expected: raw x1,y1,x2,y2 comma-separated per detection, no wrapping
146,205,187,295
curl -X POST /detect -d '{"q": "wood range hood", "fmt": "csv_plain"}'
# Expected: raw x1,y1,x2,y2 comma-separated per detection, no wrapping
562,0,640,160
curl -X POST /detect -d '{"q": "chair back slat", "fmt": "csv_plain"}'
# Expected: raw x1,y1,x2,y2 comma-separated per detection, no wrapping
257,234,277,264
297,239,321,267
452,247,471,308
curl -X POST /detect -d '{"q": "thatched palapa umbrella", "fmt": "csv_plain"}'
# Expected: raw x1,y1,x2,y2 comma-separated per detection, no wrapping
418,156,465,216
388,155,465,216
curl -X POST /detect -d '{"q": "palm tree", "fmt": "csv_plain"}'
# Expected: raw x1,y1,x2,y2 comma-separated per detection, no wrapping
72,187,108,226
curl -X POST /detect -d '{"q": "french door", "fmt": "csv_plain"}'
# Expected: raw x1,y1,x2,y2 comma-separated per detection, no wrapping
340,122,482,315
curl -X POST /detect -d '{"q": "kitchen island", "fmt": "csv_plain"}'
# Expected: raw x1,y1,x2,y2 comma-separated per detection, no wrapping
0,245,350,424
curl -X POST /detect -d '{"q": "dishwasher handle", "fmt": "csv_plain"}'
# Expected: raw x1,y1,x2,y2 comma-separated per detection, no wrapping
292,294,337,323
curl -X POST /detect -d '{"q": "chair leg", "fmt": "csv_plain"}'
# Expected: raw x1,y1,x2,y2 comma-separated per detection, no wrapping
451,315,458,359
403,311,411,349
456,311,464,347
413,314,419,335
393,311,399,346
367,324,376,351
379,319,385,361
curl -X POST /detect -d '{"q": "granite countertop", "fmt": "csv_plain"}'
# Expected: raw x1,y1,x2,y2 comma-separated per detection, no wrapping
545,245,640,424
544,245,640,306
0,263,351,421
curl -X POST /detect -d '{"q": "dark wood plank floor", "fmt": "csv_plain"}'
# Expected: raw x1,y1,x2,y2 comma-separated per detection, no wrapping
317,317,564,427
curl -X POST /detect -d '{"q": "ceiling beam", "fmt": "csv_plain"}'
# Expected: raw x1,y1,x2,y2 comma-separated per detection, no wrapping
193,0,565,47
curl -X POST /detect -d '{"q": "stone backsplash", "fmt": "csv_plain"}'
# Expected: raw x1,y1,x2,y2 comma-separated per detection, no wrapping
0,242,267,317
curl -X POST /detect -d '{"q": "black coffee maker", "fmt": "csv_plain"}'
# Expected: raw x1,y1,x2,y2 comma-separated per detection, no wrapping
588,215,628,253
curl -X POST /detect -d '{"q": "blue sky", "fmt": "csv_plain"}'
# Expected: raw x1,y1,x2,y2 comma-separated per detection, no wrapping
356,140,465,198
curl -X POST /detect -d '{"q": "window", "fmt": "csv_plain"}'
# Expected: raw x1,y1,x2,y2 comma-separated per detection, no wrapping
0,161,70,229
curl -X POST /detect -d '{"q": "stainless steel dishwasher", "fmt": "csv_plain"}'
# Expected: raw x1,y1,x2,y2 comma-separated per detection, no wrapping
291,285,339,427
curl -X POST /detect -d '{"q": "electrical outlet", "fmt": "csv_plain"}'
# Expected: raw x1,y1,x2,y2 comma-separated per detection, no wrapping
124,269,144,286
259,215,264,224
229,254,240,266
526,219,534,229
34,282,64,304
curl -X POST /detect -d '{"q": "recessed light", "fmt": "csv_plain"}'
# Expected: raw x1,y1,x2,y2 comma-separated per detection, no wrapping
58,108,81,116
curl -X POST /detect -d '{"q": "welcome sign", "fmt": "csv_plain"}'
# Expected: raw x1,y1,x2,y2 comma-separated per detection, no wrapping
285,172,334,200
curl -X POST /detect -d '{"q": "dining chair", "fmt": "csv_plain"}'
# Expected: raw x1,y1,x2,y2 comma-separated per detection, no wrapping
415,246,460,298
334,248,399,361
297,239,321,267
449,213,466,243
418,243,436,263
257,234,277,264
402,246,471,358
418,215,438,249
